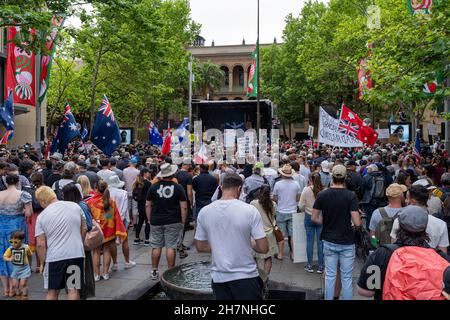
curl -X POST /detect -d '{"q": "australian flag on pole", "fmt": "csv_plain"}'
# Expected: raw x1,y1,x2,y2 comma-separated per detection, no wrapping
0,91,14,144
149,121,163,146
50,103,80,154
91,95,121,156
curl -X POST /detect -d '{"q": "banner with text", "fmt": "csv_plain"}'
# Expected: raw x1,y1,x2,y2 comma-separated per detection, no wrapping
318,107,363,147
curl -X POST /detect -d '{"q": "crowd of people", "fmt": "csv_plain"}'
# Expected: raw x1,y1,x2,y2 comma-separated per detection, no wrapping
0,137,449,300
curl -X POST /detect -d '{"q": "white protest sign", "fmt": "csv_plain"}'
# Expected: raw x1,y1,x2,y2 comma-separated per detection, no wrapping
224,129,236,148
237,137,246,157
318,107,363,147
376,129,390,140
308,125,314,137
428,124,438,136
292,212,317,263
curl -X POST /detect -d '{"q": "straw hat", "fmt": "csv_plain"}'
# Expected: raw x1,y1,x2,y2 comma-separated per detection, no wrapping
278,164,293,177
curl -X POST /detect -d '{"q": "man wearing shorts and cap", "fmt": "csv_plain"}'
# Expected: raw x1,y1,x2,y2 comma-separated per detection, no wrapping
146,163,187,280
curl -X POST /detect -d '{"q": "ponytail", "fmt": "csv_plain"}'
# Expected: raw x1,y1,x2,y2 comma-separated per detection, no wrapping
97,180,111,211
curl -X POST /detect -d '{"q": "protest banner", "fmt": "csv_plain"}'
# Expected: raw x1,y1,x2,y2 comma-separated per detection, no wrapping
318,107,363,147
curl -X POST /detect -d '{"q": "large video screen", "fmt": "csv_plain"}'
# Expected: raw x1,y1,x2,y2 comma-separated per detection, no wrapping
389,122,411,142
119,128,133,145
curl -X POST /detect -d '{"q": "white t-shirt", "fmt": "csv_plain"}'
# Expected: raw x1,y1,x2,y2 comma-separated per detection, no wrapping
35,201,85,263
97,169,117,183
369,206,403,232
194,199,266,283
390,212,449,249
109,187,129,223
272,178,301,214
123,167,140,195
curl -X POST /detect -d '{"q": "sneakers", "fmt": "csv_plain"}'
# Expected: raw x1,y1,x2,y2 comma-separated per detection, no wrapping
317,266,324,274
125,261,137,269
144,240,150,246
102,273,110,281
133,239,143,245
94,275,101,282
304,264,314,273
112,264,119,271
179,250,188,259
151,269,159,280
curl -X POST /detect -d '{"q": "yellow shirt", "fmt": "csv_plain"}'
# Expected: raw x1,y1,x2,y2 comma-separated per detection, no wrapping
3,245,32,266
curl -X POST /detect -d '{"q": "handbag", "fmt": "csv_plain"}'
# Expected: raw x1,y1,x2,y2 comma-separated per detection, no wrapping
84,219,104,251
266,208,284,243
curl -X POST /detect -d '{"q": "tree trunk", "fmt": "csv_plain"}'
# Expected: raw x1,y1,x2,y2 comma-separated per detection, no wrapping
134,105,147,143
89,42,104,132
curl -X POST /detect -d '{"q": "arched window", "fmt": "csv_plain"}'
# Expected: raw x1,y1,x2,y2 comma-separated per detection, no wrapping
233,65,244,89
220,66,229,88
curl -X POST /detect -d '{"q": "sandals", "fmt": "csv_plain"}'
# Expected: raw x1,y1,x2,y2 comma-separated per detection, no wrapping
274,255,283,261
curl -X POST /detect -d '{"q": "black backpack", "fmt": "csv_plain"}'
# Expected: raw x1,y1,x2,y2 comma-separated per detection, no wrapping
54,180,75,200
370,175,386,204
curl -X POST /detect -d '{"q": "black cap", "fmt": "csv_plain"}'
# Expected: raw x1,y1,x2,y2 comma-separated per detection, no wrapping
346,160,357,166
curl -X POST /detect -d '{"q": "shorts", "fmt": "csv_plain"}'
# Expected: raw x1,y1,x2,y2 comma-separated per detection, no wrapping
128,195,138,217
212,276,264,300
150,223,184,249
11,265,31,280
44,257,85,290
276,212,294,237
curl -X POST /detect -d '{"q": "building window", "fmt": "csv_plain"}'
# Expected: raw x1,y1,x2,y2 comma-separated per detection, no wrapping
233,65,244,88
220,66,229,87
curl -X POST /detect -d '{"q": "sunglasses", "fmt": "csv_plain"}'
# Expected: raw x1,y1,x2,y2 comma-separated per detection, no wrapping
9,239,22,245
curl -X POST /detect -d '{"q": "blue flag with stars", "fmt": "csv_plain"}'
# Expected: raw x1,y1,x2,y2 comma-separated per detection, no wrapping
148,121,163,146
50,103,80,154
49,103,79,154
91,95,121,156
0,91,14,131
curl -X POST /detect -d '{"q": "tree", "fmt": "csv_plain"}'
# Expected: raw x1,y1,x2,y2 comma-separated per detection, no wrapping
195,61,225,100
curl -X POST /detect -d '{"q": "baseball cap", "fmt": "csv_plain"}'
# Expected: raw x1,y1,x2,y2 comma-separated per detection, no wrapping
386,183,407,198
412,178,436,190
398,205,428,233
51,153,62,161
332,164,346,178
130,156,138,164
54,160,65,171
321,160,330,173
64,161,77,172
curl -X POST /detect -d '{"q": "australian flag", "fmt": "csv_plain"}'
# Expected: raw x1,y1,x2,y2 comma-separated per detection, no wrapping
50,103,80,154
0,91,14,143
90,95,121,156
149,121,163,146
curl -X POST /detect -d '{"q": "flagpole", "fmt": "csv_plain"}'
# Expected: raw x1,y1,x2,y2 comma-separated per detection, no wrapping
256,0,261,133
188,54,193,133
445,77,450,153
36,52,41,143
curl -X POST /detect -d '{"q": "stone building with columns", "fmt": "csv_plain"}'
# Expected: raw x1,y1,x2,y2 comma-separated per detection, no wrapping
187,38,311,139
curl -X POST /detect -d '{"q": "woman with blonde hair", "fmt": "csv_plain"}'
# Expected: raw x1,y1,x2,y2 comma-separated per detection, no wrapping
77,175,93,200
85,180,127,281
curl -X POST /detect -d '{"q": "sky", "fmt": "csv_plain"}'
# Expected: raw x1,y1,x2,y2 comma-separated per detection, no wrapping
189,0,328,46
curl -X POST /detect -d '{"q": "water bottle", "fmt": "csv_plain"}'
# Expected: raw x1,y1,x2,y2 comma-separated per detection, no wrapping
370,235,379,248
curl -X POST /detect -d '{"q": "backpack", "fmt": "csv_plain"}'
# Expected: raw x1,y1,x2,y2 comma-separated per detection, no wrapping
54,180,64,200
382,246,450,300
346,172,361,197
374,207,399,245
370,175,386,202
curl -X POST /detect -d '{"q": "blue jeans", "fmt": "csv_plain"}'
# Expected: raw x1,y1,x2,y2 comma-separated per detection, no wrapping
323,241,355,300
304,214,323,266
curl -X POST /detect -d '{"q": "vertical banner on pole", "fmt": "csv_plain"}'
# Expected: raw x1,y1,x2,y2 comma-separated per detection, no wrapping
5,27,37,108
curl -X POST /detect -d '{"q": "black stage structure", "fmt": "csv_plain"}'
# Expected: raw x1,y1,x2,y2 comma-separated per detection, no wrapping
192,99,274,131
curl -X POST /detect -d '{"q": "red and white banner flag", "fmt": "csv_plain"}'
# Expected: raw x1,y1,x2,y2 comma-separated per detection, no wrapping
5,27,37,108
339,104,378,146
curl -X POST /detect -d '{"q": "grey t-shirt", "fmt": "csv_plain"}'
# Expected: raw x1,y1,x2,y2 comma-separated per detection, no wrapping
35,201,85,262
195,199,266,283
369,206,403,232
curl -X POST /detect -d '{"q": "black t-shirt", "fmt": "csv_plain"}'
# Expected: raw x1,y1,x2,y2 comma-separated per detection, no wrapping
357,244,450,300
136,179,152,214
176,170,193,206
192,172,218,209
87,166,99,173
147,180,187,226
45,173,62,188
313,188,359,245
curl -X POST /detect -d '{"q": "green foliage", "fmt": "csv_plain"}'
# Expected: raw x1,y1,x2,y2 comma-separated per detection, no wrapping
194,61,225,99
261,0,450,125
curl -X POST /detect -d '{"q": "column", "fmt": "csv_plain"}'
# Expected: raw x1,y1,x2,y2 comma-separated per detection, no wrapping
228,68,233,92
244,66,248,93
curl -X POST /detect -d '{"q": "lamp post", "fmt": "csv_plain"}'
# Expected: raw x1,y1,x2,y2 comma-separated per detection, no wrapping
256,0,261,133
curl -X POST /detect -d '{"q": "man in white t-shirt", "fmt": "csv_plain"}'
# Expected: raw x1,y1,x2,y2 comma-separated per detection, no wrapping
35,186,86,300
390,185,449,253
272,164,301,260
195,173,268,300
106,175,136,271
123,156,140,227
97,157,117,183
